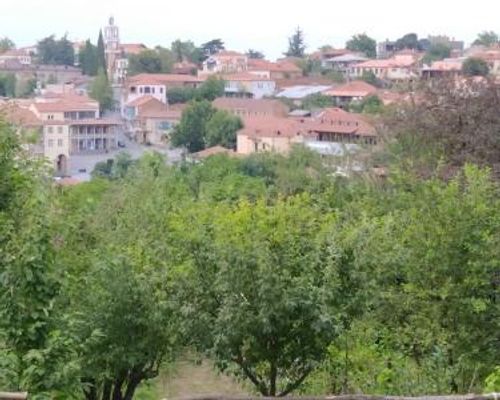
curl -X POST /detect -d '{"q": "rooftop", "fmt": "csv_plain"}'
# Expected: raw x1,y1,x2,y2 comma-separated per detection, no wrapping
323,80,378,97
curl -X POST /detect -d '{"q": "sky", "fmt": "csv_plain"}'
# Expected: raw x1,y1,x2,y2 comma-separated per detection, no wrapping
1,0,499,60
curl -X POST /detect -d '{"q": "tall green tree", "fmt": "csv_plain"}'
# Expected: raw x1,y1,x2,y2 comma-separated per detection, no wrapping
79,40,99,76
346,33,377,58
97,30,107,75
201,39,225,60
285,27,306,58
246,49,265,59
423,42,451,64
90,68,114,112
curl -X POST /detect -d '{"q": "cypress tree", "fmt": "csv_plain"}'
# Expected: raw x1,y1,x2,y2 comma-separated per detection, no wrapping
97,30,107,76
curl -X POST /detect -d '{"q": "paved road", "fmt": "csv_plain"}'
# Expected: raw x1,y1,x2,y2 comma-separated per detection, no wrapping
69,131,183,181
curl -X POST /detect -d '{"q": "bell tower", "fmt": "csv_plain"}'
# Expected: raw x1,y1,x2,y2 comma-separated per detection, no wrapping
104,16,120,82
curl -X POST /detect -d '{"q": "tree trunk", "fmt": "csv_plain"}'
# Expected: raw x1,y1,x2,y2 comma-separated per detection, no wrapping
269,362,277,397
123,378,141,400
102,379,112,400
112,375,126,400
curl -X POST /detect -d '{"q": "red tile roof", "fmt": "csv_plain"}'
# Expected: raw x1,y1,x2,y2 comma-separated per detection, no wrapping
355,55,416,69
213,97,289,116
0,103,40,126
223,72,272,82
239,116,306,138
126,95,159,107
305,108,376,137
127,73,202,86
323,80,377,97
248,59,301,73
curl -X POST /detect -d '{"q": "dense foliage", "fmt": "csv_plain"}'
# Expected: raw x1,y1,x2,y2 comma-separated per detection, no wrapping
1,77,499,398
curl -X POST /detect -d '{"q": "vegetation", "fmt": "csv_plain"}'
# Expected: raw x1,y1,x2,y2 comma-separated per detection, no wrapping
79,40,99,76
473,31,499,47
346,33,377,58
462,57,490,77
1,77,500,399
171,100,241,152
285,27,306,58
0,37,15,54
167,76,225,104
301,93,334,110
37,35,75,66
423,42,452,64
246,49,265,59
89,68,114,111
349,95,384,114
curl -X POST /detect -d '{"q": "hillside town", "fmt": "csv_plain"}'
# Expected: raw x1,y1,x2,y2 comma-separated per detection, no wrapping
2,18,500,181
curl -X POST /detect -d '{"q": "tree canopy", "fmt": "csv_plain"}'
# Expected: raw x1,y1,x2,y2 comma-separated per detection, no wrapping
37,35,75,66
462,57,490,77
346,33,377,58
285,27,306,58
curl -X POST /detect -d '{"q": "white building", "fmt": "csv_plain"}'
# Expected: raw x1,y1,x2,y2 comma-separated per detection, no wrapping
223,73,276,99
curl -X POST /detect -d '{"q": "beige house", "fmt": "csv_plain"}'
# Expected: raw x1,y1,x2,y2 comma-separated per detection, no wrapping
124,95,181,145
247,59,303,80
349,55,419,81
237,116,306,155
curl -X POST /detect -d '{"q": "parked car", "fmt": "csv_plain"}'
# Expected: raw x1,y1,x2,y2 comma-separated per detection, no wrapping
117,141,126,148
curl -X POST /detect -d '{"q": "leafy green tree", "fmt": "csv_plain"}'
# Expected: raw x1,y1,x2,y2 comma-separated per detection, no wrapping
171,39,200,63
473,31,499,47
155,46,174,73
423,42,451,64
79,40,99,76
285,27,306,58
349,95,383,114
0,73,17,97
205,110,242,149
194,76,225,101
462,57,490,77
177,196,357,396
166,86,197,104
346,33,377,58
37,35,75,66
0,121,80,397
128,49,163,75
171,100,215,152
15,77,37,98
395,33,420,50
0,37,15,54
302,93,334,110
246,49,265,59
201,39,225,60
97,30,107,75
90,68,114,112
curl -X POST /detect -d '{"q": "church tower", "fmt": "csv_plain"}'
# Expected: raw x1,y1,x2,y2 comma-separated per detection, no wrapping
104,16,120,82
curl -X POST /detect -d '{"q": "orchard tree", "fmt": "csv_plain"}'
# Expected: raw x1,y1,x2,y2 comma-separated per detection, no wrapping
177,196,359,396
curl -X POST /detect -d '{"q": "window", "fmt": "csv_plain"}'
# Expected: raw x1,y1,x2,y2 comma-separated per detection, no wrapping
139,87,143,93
144,86,151,94
160,87,164,93
58,139,63,147
48,139,54,147
47,126,54,134
57,126,63,134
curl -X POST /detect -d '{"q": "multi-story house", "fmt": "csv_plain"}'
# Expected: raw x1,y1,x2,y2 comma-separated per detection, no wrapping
222,72,276,99
123,73,202,110
27,93,120,175
200,51,248,76
349,55,419,81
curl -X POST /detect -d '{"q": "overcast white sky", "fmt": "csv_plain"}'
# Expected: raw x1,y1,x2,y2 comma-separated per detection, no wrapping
2,0,499,59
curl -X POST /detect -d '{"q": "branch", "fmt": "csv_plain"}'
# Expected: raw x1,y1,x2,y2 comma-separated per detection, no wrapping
278,367,313,397
233,355,269,396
